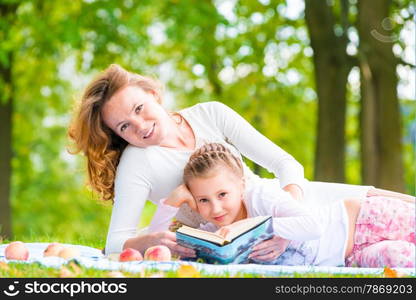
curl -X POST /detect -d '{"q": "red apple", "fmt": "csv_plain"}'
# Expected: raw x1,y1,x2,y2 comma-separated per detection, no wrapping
43,242,65,257
144,245,171,261
5,241,29,261
119,248,143,262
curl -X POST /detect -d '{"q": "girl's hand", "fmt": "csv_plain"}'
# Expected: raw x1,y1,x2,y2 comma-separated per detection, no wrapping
248,236,290,262
164,184,197,210
215,226,231,238
149,231,196,259
215,219,249,238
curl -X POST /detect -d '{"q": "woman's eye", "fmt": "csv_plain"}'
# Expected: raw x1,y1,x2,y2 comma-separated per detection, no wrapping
120,123,129,132
219,192,227,198
199,198,208,203
135,104,143,113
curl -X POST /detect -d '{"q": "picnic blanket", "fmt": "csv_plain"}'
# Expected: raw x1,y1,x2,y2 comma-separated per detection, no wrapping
1,243,415,277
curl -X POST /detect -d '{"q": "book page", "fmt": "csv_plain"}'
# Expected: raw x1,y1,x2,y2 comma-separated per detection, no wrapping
224,216,270,241
177,226,226,245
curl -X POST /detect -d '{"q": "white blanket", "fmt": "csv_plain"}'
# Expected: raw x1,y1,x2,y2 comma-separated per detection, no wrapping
1,243,414,277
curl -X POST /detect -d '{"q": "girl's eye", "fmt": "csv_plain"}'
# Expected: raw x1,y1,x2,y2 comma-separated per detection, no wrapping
120,123,129,132
135,104,143,113
219,192,227,198
199,198,208,203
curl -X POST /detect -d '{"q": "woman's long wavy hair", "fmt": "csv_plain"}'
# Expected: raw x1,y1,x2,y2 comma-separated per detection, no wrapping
68,64,164,202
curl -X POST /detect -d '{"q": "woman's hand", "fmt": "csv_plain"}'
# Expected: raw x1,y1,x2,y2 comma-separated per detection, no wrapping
123,231,196,259
149,231,196,259
164,184,197,210
248,236,290,262
283,184,304,202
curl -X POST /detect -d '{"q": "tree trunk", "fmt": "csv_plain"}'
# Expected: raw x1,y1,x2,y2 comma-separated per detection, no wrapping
201,0,222,97
0,84,13,240
305,0,350,182
357,0,405,192
0,3,17,239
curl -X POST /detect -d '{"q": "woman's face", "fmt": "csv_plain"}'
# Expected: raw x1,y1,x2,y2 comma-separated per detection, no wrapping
101,85,170,148
187,167,246,227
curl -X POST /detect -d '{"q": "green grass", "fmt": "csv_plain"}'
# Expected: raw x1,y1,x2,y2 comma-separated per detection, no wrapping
1,261,402,278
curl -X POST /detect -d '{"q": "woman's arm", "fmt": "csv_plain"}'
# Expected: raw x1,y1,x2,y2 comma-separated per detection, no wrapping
104,181,150,255
105,152,195,258
254,186,324,241
206,101,306,199
106,186,195,258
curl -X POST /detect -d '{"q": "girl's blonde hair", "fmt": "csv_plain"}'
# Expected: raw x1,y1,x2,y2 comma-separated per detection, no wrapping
68,64,163,202
183,143,244,185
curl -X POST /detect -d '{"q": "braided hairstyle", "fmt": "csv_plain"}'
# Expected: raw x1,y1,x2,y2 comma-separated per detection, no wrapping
183,143,244,186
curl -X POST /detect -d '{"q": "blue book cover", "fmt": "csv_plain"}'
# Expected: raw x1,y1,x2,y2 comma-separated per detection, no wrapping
176,216,274,264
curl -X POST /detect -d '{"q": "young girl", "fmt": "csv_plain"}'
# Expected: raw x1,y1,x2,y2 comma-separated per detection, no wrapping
156,143,415,267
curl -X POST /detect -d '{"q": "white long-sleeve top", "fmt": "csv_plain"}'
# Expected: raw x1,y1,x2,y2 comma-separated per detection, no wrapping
155,183,354,266
105,101,306,254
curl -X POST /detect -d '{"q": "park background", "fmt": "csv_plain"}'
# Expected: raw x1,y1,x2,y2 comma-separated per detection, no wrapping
0,0,414,250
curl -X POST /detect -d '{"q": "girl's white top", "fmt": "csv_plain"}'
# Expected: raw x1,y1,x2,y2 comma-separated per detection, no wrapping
105,101,371,255
156,181,371,266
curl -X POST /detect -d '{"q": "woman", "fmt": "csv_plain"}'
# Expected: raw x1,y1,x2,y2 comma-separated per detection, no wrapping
68,64,414,257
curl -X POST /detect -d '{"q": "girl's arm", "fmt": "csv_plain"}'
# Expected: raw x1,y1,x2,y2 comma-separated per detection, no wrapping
148,184,197,232
206,101,306,199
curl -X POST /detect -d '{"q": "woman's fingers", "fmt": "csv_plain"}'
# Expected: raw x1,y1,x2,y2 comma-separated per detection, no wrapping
249,247,272,258
249,236,289,261
164,240,196,258
252,239,272,251
156,231,196,258
249,249,279,262
253,236,289,253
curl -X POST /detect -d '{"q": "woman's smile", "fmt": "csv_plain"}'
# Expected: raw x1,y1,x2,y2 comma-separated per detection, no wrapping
143,123,155,139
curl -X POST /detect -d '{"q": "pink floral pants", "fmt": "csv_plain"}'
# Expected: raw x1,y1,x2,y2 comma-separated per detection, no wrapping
346,196,415,268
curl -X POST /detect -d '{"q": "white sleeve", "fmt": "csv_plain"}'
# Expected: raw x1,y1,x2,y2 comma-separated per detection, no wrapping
253,187,324,241
148,198,179,232
104,183,149,255
104,152,153,255
198,222,218,232
207,101,305,190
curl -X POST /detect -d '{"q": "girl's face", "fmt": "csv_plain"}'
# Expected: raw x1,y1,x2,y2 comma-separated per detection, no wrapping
187,166,246,227
101,85,171,148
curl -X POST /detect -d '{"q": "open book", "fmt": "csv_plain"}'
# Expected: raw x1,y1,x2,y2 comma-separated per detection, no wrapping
176,216,274,264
